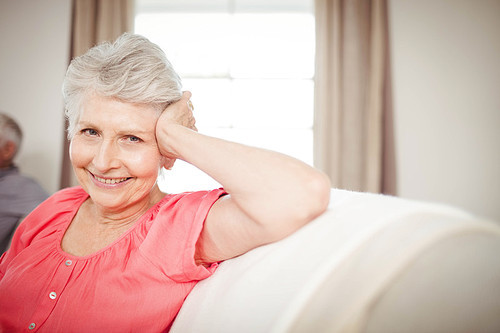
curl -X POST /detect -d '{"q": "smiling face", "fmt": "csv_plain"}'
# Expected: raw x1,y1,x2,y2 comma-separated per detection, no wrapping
70,94,165,214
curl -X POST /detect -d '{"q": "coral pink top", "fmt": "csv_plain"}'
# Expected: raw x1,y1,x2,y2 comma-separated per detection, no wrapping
0,186,225,332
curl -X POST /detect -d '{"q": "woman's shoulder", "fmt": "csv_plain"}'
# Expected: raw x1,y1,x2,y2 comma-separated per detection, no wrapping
18,186,86,219
19,187,88,234
39,185,88,216
151,188,226,224
158,188,226,210
140,188,225,282
4,187,88,261
50,186,88,201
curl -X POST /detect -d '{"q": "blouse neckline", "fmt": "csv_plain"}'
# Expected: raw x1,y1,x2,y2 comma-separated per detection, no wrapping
55,188,173,261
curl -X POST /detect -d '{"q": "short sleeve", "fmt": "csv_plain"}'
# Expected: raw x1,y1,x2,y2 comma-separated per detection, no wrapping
139,188,226,282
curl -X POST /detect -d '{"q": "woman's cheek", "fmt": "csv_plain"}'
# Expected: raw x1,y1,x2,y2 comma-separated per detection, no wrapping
129,152,162,175
122,145,163,172
69,139,92,166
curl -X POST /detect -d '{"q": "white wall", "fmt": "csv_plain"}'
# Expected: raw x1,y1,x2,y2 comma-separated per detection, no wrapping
389,0,500,221
0,0,72,194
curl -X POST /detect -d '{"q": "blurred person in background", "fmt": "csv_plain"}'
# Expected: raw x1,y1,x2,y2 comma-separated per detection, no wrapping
0,112,48,253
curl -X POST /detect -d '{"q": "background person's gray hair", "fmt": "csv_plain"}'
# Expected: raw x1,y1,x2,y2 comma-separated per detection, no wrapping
0,113,23,156
62,33,183,139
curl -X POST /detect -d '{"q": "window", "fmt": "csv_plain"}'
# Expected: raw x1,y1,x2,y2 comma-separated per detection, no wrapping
135,0,315,193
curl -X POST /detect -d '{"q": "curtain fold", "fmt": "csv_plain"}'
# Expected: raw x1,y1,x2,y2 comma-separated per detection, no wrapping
314,0,395,194
60,0,134,189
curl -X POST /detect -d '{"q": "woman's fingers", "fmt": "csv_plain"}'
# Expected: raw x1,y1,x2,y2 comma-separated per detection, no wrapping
189,105,197,132
183,92,197,132
156,91,198,159
161,91,196,129
181,102,197,132
182,90,192,101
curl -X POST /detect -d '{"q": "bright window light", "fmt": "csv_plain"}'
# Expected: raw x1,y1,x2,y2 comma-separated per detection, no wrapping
135,0,315,193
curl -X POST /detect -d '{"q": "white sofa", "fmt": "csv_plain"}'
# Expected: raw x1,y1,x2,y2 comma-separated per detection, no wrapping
171,189,500,333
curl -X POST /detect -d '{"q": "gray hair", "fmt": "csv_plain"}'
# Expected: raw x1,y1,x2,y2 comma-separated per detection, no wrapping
0,113,22,156
62,33,182,139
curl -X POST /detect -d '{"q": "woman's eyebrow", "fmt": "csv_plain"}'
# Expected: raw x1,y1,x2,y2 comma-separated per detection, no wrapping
77,121,96,128
77,121,152,136
117,129,152,136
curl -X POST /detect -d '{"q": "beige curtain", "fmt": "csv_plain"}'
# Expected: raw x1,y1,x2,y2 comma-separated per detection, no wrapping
60,0,134,188
314,0,396,194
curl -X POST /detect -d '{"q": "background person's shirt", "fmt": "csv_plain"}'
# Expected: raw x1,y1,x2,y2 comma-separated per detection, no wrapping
0,166,48,253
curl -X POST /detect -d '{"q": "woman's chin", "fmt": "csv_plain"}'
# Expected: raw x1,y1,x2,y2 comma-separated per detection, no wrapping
88,191,129,209
84,182,161,213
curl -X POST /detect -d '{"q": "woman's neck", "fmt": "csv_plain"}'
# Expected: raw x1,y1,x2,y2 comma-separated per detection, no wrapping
86,184,165,227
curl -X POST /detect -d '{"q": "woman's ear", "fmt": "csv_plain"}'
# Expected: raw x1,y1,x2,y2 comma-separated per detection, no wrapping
163,157,176,170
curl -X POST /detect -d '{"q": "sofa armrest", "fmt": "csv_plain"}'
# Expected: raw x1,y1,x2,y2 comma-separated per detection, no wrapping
171,189,500,333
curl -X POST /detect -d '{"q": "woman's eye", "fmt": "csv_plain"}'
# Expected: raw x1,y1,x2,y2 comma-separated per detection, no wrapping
83,128,98,136
127,136,142,143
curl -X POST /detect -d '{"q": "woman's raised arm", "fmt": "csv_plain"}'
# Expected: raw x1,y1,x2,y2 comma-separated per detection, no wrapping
156,92,331,264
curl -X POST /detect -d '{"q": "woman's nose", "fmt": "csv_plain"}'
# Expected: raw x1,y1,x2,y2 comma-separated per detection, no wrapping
93,140,120,172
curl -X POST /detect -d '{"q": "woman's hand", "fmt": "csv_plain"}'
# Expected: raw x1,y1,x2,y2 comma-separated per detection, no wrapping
156,91,197,168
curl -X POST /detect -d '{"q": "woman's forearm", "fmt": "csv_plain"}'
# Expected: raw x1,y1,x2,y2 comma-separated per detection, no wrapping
157,123,330,233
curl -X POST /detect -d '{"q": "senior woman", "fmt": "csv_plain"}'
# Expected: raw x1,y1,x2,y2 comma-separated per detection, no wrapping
0,33,330,331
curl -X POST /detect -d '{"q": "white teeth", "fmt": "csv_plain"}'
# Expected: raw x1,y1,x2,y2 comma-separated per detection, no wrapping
94,175,128,184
